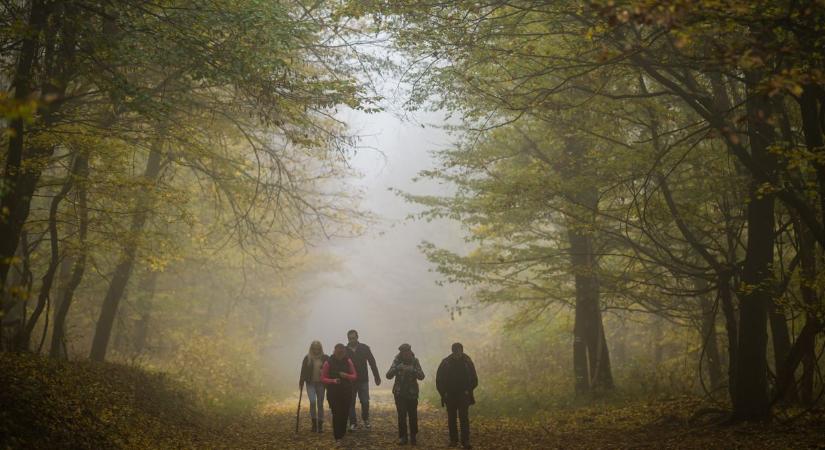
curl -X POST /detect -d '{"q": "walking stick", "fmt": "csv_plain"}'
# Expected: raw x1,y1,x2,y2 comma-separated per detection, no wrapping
296,381,304,433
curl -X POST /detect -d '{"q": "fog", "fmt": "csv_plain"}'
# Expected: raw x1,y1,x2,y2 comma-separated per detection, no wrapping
282,103,471,379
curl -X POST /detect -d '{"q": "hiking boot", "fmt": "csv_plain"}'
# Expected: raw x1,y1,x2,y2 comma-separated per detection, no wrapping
311,419,317,432
462,444,472,449
398,436,408,445
410,434,417,446
364,420,372,430
317,421,323,433
348,423,358,432
448,442,458,448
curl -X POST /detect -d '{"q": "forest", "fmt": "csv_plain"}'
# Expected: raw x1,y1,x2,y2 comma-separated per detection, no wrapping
1,0,825,449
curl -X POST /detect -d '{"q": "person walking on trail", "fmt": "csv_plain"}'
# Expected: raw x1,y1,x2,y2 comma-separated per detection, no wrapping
299,340,329,433
436,342,478,449
321,343,358,445
345,329,381,431
386,343,425,446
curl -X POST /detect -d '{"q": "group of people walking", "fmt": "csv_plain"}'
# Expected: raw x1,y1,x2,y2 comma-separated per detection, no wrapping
298,330,478,448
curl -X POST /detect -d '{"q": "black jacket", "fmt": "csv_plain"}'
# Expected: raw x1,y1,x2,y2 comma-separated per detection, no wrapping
436,353,478,405
299,353,329,384
347,342,380,383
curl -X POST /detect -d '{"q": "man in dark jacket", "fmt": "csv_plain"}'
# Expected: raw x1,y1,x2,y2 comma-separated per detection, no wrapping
346,329,381,430
436,342,478,449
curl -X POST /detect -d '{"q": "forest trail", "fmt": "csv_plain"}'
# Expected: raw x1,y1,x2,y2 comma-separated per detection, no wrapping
3,354,822,449
209,389,822,449
221,388,560,449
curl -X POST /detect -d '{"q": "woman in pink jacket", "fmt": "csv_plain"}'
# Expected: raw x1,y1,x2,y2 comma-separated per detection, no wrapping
321,343,358,445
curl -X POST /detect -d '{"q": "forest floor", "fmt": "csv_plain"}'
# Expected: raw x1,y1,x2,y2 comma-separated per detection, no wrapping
225,389,825,449
2,353,825,449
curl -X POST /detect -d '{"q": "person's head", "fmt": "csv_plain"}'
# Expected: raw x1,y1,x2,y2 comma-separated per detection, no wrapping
333,343,347,359
309,340,323,357
347,329,359,345
451,342,464,356
398,343,413,361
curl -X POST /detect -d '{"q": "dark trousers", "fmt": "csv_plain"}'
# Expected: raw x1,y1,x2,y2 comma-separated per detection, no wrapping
394,395,419,438
349,380,370,425
327,384,352,440
445,397,470,445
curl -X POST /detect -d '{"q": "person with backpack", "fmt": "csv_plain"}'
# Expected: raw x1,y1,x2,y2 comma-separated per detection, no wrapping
321,343,358,445
386,343,425,445
345,329,381,430
299,340,329,433
436,342,478,449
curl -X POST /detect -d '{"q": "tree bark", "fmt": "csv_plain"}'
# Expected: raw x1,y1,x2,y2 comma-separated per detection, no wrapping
131,269,159,357
798,85,825,239
566,159,613,394
790,214,820,405
48,152,88,359
89,142,164,362
731,73,777,421
695,278,723,392
768,301,797,403
0,0,49,291
14,157,77,350
569,226,614,393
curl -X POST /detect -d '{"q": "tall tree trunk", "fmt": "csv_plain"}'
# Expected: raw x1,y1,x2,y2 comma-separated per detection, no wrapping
570,227,613,393
1,250,26,350
567,181,613,394
652,316,664,366
1,0,76,293
49,154,89,359
696,278,723,392
132,270,159,357
768,301,797,403
731,73,777,422
798,85,825,237
791,214,820,405
0,0,49,291
15,157,77,350
89,143,164,362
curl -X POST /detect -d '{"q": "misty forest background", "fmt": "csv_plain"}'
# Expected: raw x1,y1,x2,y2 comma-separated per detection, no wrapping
1,0,825,448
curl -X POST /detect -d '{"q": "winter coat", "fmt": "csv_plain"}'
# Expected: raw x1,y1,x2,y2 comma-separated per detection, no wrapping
320,356,357,389
386,353,425,399
299,353,329,384
346,342,380,383
436,353,478,406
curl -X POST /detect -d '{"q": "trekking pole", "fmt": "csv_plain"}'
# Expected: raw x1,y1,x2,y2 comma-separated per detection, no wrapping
295,381,304,433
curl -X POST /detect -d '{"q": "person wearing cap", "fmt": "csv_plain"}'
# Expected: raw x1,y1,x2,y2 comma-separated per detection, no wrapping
436,342,478,449
386,343,425,445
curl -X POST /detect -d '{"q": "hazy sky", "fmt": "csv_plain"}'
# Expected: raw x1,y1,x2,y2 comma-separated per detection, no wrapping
290,100,470,370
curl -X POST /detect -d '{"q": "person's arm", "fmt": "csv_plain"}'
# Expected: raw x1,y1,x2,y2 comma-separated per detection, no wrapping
366,345,381,385
386,358,399,379
467,356,478,390
435,360,446,396
320,361,337,385
341,358,358,381
436,359,447,406
414,358,425,381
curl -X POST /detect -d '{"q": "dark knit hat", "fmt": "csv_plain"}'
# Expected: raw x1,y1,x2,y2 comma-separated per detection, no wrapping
398,343,412,352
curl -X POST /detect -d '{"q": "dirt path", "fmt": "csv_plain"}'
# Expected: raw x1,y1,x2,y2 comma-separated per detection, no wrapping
217,388,548,449
210,389,824,449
